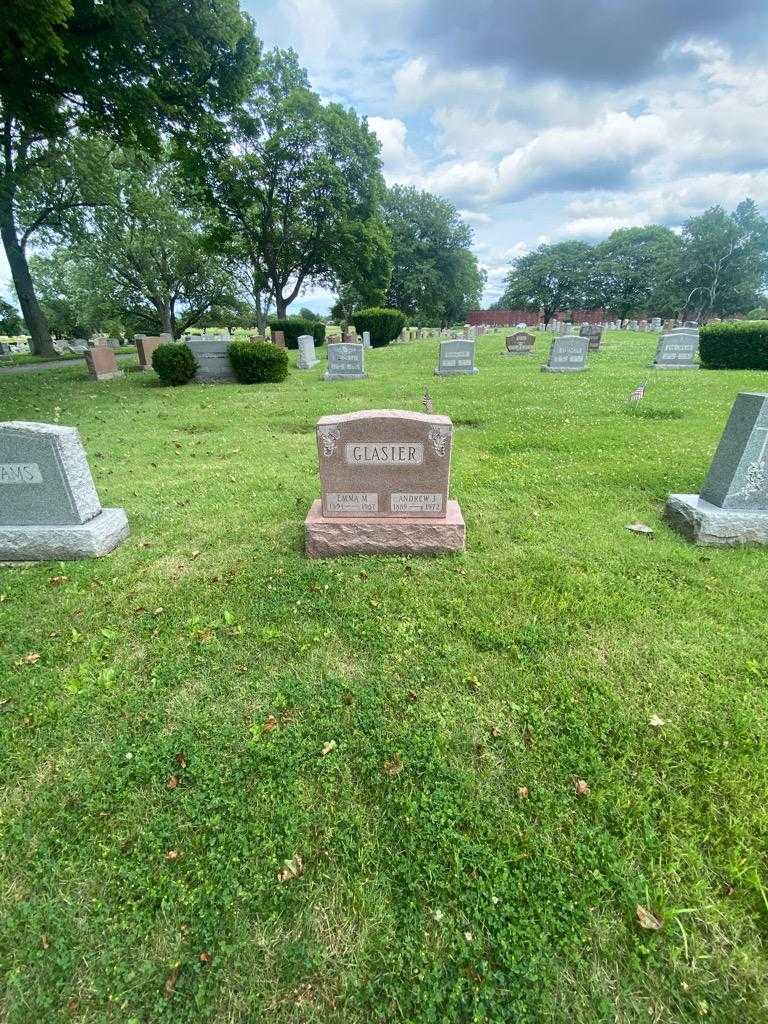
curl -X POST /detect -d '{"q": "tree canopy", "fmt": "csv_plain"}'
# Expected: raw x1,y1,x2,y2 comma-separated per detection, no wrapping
0,0,259,353
381,185,485,325
498,241,598,323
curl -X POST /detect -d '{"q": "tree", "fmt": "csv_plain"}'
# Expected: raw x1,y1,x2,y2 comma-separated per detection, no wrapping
185,48,389,318
0,0,258,354
0,298,24,335
594,226,681,318
34,148,239,338
498,241,599,324
677,200,768,321
381,186,484,324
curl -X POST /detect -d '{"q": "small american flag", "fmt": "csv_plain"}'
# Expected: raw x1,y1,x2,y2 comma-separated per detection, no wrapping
423,389,433,414
629,383,646,402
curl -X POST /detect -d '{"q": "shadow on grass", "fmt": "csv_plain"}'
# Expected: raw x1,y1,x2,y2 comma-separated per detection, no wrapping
623,406,685,420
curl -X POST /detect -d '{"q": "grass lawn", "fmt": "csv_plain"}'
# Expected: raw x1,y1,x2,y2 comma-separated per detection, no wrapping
0,347,137,369
1,331,767,1023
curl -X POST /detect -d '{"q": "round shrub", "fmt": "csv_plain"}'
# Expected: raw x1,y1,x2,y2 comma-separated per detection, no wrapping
268,317,325,349
700,321,768,370
746,308,768,320
228,340,289,383
151,342,197,385
351,308,406,348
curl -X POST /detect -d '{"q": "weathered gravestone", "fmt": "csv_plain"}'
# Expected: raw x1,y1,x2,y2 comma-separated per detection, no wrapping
651,333,698,370
0,422,129,561
580,324,604,351
85,346,123,381
362,330,371,349
186,335,236,382
304,409,465,557
136,334,171,371
504,331,535,355
272,330,286,348
297,334,320,369
542,334,589,373
435,338,478,376
0,343,11,355
324,342,366,380
666,392,768,545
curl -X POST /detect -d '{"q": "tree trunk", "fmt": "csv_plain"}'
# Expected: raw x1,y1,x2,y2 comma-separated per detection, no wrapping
0,195,56,356
275,293,288,318
161,303,173,337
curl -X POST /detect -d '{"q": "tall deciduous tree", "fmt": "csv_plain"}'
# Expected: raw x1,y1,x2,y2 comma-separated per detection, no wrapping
185,48,389,318
594,226,681,319
498,241,598,324
381,186,484,325
33,148,238,338
0,0,258,354
677,200,768,320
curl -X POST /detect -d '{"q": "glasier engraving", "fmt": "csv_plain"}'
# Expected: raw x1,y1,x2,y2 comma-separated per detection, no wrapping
344,442,424,466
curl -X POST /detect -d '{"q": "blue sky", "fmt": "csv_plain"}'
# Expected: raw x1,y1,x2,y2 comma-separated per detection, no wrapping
246,0,768,312
3,1,767,316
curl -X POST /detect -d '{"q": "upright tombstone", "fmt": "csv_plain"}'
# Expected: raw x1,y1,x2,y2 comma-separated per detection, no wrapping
324,342,366,381
0,421,129,561
304,409,465,557
580,324,603,351
272,330,286,349
136,334,170,371
541,334,589,373
85,346,123,381
362,330,372,349
666,392,768,545
186,335,236,382
651,332,698,370
504,331,535,355
435,338,478,376
297,334,320,369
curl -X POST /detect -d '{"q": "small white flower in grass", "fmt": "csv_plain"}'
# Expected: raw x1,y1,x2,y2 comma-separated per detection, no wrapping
432,909,444,922
464,931,473,942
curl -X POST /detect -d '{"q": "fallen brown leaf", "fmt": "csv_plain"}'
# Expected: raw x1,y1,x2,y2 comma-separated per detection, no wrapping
48,575,67,586
164,965,180,998
41,933,50,950
636,904,663,931
262,714,279,733
199,951,212,964
573,778,590,797
196,628,214,643
383,755,403,777
175,752,188,769
165,849,180,861
522,726,534,747
517,786,529,799
167,775,180,790
277,853,304,883
22,652,40,665
490,725,501,738
320,740,337,756
648,714,665,728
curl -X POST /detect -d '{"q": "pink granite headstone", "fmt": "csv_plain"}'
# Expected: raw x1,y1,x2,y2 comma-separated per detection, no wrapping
305,409,466,557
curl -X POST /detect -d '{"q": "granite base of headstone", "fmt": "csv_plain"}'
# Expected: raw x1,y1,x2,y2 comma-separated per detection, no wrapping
0,422,129,561
666,392,768,545
324,343,366,380
297,334,320,369
541,335,589,373
305,410,465,557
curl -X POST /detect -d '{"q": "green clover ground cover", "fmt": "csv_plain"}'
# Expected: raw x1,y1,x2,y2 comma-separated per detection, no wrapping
0,331,767,1023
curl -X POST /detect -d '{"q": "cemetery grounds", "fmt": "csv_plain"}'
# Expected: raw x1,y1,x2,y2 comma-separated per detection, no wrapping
0,329,766,1023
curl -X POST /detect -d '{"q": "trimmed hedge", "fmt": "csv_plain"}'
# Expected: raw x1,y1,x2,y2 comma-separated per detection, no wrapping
699,321,768,370
152,342,197,386
228,340,289,383
268,317,325,350
351,308,406,348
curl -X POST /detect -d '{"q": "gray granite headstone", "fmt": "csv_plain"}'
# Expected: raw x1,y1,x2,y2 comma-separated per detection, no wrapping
324,343,367,380
651,333,698,370
542,334,589,373
297,334,319,369
580,324,603,350
666,393,768,545
362,330,371,349
435,339,478,375
0,422,129,560
505,332,534,355
186,336,236,382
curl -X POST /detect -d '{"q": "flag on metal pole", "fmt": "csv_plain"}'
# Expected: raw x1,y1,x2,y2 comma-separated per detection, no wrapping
629,383,646,402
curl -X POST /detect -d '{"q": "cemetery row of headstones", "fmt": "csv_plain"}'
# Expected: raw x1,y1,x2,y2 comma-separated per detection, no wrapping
3,380,767,562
